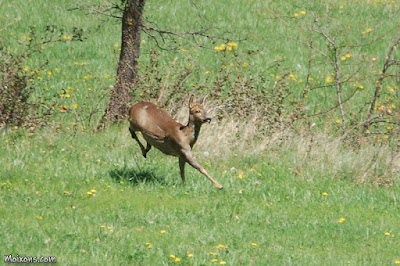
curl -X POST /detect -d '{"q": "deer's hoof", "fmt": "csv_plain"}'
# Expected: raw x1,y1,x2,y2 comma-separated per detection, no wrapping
214,184,224,190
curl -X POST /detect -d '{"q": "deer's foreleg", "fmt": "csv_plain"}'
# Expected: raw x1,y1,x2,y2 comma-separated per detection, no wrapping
179,157,186,184
180,149,223,189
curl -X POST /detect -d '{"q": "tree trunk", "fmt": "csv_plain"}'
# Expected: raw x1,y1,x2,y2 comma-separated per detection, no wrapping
99,0,145,127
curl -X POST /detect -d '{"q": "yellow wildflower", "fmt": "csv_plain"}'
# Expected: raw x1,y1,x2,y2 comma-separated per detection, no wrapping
339,217,346,223
170,255,176,259
187,253,193,257
242,62,249,68
294,13,299,18
300,10,306,15
220,261,227,265
160,230,166,234
322,192,328,196
175,258,181,262
251,243,258,247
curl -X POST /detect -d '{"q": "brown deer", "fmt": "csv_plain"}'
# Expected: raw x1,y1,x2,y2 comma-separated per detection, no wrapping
128,95,223,189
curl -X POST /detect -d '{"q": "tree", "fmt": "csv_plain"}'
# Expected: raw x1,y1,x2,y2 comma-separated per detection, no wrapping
99,0,146,127
71,0,229,128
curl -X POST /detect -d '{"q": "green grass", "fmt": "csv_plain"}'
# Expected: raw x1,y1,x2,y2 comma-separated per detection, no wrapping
1,126,400,264
1,0,400,264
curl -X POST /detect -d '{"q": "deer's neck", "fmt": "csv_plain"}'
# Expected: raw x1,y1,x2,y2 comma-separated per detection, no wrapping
186,116,202,147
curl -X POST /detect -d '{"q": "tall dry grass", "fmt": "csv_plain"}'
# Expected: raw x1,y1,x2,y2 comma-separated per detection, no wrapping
169,100,399,185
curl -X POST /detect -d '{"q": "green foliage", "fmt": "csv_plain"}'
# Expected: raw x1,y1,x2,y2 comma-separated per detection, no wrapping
1,0,400,264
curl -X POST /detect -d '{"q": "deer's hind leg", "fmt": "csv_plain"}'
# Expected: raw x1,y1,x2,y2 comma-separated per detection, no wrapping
129,127,151,158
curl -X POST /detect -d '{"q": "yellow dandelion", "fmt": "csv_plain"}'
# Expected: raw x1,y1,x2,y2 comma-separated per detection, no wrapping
160,230,166,234
238,173,243,179
251,243,258,247
212,259,219,262
395,260,400,264
101,225,106,228
359,85,364,90
74,62,79,65
187,253,194,257
170,255,176,259
146,242,153,248
64,191,69,195
214,46,220,51
228,42,238,47
91,189,97,193
105,74,110,78
294,13,299,18
326,77,333,83
346,54,352,58
335,119,341,124
87,191,93,196
300,10,306,15
65,94,71,98
322,192,328,196
37,216,43,220
341,56,347,61
220,261,227,265
242,62,249,68
385,232,391,236
216,244,226,249
55,68,60,72
175,258,181,262
114,43,119,47
24,66,29,71
339,217,346,223
220,44,226,50
205,70,211,74
73,104,78,109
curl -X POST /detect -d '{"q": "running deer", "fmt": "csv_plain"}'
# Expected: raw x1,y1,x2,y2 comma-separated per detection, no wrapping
128,95,223,189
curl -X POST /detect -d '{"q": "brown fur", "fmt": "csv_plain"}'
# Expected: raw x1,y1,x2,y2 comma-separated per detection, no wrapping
128,95,223,189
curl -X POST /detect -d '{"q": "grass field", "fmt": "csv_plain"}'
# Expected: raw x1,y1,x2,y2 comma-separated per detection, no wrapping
1,126,400,265
1,0,400,265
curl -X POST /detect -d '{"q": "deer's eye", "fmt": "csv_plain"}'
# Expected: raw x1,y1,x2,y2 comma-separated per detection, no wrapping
195,110,201,113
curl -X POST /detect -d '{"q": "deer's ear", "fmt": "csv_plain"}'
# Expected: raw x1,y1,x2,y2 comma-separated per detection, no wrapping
189,95,195,108
199,96,206,105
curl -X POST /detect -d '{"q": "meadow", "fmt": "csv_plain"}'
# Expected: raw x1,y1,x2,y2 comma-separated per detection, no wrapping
1,0,400,265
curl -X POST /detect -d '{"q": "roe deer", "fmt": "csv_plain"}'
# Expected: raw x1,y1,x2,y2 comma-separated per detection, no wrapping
128,95,223,189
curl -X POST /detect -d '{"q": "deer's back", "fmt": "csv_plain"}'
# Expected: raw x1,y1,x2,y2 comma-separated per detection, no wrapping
129,102,185,155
